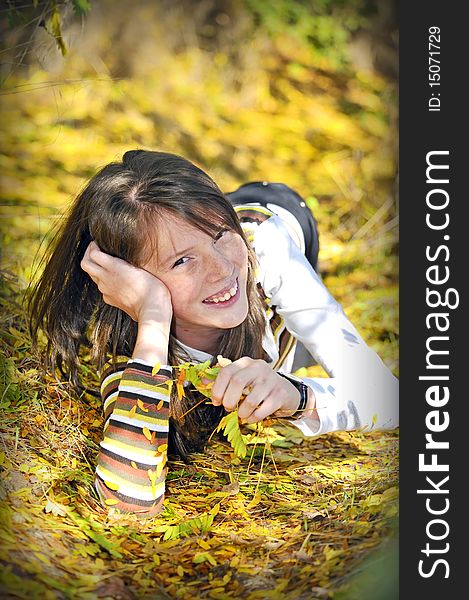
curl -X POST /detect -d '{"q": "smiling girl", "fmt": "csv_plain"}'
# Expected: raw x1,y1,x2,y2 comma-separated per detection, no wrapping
29,150,398,517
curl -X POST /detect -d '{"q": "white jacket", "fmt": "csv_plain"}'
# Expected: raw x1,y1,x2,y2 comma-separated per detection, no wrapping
179,213,399,438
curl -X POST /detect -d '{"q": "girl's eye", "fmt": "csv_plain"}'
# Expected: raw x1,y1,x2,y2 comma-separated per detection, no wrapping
172,256,190,268
214,228,228,241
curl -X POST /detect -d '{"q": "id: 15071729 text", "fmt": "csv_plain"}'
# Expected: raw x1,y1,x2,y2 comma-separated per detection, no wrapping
428,26,441,112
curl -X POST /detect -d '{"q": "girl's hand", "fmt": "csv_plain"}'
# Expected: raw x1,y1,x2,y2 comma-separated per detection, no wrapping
210,357,308,423
80,242,173,325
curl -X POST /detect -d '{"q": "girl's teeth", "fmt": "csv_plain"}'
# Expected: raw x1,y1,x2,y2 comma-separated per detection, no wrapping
206,282,238,303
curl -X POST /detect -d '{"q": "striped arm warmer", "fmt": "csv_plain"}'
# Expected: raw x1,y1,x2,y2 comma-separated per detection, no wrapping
95,357,172,518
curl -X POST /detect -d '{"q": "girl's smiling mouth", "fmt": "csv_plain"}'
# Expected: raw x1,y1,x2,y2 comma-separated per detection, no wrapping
203,278,239,305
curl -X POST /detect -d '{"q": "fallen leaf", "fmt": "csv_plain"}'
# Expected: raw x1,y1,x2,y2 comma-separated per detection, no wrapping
44,498,67,517
247,492,262,509
95,577,135,600
221,481,240,495
193,551,217,566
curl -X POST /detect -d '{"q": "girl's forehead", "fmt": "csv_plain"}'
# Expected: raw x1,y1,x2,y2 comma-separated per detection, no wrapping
157,215,207,246
145,215,213,268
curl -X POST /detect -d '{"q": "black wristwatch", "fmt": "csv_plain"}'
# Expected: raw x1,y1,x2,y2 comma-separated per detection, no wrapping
276,372,309,418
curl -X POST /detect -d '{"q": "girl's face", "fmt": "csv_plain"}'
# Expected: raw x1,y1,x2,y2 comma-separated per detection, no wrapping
143,215,250,353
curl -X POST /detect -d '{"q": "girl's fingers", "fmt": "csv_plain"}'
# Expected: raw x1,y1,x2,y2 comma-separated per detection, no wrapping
212,358,304,423
83,241,99,261
82,243,130,286
84,242,123,273
210,357,250,405
81,242,103,275
81,260,103,284
242,393,281,423
211,359,261,410
87,242,116,269
237,379,277,421
212,358,279,416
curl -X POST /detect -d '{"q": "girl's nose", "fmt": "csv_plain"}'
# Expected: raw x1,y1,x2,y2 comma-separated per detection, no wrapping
206,247,233,282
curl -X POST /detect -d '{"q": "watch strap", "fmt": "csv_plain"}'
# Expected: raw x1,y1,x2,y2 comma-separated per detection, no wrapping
276,372,308,418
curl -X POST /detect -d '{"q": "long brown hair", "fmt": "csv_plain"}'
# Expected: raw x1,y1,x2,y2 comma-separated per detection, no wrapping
28,150,267,458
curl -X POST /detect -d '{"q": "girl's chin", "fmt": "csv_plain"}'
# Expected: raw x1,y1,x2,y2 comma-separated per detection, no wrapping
204,299,249,329
173,301,249,334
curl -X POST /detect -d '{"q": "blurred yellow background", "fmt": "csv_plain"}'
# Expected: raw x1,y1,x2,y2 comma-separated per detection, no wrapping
0,0,398,374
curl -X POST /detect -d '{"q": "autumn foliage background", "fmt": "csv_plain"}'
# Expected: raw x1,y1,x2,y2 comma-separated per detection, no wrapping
0,1,398,599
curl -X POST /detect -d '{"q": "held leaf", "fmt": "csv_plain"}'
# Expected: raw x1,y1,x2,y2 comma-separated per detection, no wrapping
216,411,247,458
170,358,248,457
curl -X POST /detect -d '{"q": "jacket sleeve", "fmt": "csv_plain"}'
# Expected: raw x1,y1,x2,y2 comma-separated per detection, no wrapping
253,215,399,437
94,357,172,517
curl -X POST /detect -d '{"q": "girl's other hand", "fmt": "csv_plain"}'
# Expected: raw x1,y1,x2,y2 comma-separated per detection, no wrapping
210,357,308,422
80,242,173,325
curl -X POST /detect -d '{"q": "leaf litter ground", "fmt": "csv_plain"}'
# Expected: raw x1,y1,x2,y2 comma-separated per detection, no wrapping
0,281,398,600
